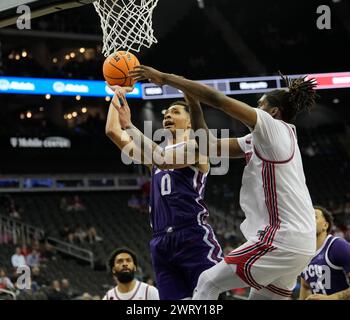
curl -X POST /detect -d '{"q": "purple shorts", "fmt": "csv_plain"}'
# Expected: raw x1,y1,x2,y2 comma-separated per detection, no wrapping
150,223,223,300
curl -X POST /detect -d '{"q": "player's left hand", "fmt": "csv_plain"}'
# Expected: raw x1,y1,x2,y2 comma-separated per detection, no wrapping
306,294,336,300
111,88,133,129
129,65,166,86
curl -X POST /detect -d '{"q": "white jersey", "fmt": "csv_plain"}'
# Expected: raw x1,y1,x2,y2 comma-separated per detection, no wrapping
237,109,316,256
102,280,159,300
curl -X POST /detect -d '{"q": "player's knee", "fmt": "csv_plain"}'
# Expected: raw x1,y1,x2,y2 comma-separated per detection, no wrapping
197,269,215,290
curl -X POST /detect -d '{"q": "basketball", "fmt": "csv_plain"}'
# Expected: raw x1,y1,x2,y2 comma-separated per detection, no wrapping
103,51,140,87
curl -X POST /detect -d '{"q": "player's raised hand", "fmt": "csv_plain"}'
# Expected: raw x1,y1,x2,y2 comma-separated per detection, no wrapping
111,88,133,129
129,65,166,86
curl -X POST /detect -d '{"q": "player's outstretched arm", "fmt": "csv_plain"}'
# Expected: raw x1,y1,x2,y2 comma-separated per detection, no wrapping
130,66,257,129
105,92,152,169
184,92,244,159
111,90,200,170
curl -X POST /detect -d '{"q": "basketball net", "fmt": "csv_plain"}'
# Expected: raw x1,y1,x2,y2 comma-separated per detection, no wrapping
93,0,159,57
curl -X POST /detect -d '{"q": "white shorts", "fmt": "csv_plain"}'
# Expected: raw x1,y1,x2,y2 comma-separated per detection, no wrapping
225,241,312,297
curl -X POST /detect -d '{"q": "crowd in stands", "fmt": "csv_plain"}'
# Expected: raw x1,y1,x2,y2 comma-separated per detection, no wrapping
0,235,102,300
1,195,22,220
60,224,102,244
58,196,103,244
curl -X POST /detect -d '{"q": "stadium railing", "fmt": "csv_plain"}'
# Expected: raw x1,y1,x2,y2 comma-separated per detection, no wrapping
0,289,16,300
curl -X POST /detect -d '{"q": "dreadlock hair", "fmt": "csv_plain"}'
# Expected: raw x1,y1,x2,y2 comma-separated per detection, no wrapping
264,72,318,122
314,205,334,234
107,248,138,273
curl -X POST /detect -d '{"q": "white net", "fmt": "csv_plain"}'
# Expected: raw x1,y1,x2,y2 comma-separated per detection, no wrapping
93,0,160,57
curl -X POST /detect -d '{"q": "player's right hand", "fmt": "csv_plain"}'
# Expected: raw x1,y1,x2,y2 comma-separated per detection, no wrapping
129,65,166,86
111,89,133,130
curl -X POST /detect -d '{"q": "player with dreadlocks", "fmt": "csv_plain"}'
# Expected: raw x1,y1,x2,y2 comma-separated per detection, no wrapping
130,66,318,300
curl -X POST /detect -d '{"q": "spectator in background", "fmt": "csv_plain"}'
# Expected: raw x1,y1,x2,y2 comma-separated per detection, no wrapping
11,247,27,268
47,280,68,300
0,268,15,291
71,195,86,212
60,224,75,243
42,241,55,261
74,225,87,243
8,203,21,219
31,267,47,288
20,244,30,257
86,226,103,244
59,197,71,212
61,279,79,299
26,249,41,268
31,240,41,252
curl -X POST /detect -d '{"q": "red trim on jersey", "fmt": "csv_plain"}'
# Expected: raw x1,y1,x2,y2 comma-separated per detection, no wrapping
268,164,281,244
266,284,293,297
261,162,280,246
226,241,264,257
253,122,295,164
244,246,273,289
225,243,276,290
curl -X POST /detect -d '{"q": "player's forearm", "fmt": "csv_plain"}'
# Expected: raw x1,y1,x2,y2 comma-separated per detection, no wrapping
185,95,218,155
163,73,223,109
330,287,350,300
105,103,124,147
163,74,256,127
125,125,163,165
186,96,209,133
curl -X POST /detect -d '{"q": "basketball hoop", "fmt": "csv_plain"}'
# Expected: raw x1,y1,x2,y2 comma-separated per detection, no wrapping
93,0,160,57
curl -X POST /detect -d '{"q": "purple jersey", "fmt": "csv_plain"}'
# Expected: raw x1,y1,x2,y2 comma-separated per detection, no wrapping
301,235,350,295
149,164,209,233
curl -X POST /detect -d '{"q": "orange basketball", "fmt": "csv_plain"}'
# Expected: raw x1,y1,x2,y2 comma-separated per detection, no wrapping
103,51,140,87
